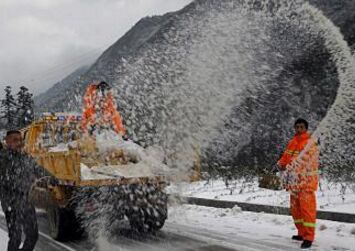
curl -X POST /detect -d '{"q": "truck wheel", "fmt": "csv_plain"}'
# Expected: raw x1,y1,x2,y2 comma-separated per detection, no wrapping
128,208,166,233
47,205,84,241
130,222,147,233
145,204,167,232
47,205,67,241
129,211,149,233
146,187,168,232
125,184,168,234
128,191,168,233
146,217,166,231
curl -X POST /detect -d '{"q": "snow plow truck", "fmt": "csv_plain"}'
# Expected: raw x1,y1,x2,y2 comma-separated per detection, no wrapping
21,82,173,241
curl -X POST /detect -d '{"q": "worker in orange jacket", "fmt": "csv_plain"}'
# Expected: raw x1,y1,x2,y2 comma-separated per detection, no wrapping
277,118,319,249
81,81,126,135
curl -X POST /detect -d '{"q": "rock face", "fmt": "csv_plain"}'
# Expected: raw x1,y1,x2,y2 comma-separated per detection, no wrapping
35,0,355,178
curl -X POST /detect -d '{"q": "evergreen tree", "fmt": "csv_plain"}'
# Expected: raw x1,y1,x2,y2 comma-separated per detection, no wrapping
1,86,17,130
16,86,34,128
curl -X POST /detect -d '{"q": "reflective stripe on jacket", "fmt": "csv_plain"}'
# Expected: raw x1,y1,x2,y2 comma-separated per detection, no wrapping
278,132,319,191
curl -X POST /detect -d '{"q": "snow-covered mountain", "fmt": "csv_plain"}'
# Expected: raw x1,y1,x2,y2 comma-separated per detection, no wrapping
34,12,177,113
34,65,90,113
35,0,355,179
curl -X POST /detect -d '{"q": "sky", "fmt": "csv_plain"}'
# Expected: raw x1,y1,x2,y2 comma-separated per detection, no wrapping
0,0,192,97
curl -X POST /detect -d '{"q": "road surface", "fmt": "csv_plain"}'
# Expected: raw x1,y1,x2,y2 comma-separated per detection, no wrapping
0,210,304,251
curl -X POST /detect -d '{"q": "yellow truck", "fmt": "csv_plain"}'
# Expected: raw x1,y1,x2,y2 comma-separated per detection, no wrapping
22,117,169,241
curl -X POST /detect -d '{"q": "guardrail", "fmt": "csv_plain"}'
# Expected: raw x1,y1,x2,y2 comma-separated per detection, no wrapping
180,196,355,224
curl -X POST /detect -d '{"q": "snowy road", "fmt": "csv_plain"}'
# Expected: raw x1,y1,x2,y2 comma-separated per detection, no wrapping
0,213,294,251
0,205,354,251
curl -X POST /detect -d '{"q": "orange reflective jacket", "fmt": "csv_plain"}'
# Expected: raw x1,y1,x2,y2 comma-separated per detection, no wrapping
278,132,319,191
81,84,126,135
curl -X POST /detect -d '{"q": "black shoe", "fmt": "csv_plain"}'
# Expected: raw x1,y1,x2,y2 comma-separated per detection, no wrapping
301,240,312,249
291,235,303,241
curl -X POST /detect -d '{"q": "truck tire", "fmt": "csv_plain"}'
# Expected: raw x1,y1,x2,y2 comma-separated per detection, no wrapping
47,205,84,241
145,205,167,231
128,205,167,233
129,210,149,233
128,185,168,233
47,205,67,240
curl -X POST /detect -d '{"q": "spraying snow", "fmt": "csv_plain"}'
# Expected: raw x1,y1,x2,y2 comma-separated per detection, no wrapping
102,0,354,180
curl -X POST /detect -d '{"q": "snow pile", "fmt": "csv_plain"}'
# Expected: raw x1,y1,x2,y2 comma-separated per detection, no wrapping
48,143,69,152
95,131,143,158
80,163,114,180
80,131,170,180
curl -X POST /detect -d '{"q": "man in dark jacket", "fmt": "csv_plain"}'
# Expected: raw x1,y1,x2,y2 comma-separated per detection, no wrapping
0,130,55,251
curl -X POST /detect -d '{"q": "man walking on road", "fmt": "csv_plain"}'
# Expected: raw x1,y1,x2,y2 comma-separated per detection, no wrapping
0,130,55,251
277,118,319,249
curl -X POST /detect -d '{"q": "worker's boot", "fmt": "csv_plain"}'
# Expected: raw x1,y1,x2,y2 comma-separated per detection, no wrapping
301,240,312,249
291,235,303,241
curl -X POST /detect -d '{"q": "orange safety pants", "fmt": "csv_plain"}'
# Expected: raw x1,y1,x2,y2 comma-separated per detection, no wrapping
290,191,317,241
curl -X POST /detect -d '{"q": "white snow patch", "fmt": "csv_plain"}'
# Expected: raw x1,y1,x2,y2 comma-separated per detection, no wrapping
48,143,69,152
168,204,355,251
80,131,170,180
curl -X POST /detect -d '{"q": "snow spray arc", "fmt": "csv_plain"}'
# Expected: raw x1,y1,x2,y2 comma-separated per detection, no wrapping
67,0,354,180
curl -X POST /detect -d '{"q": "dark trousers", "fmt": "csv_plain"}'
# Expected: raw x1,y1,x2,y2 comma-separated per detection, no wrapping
2,203,39,251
